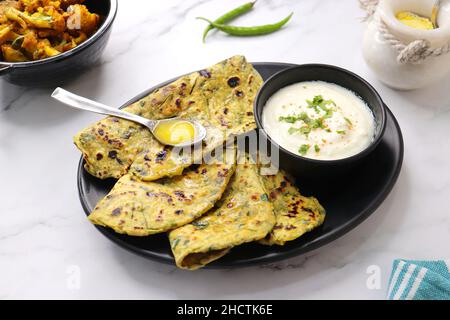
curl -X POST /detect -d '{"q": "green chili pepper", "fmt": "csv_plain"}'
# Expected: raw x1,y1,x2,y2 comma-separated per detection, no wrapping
197,12,293,37
202,1,256,42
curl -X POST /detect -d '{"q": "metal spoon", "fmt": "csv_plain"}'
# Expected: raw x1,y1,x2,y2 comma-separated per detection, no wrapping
431,0,441,28
51,87,206,147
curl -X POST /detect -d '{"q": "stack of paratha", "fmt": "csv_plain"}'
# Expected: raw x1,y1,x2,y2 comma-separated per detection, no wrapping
74,56,326,270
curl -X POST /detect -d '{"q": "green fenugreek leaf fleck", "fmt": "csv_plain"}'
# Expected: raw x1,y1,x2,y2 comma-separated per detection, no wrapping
192,221,209,229
172,238,180,249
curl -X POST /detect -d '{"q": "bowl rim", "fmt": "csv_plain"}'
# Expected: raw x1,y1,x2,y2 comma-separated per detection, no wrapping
254,63,387,165
1,0,118,68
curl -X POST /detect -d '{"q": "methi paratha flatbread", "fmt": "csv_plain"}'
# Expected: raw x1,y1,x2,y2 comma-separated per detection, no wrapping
73,72,198,179
169,157,276,270
259,172,326,246
88,146,236,236
74,55,262,180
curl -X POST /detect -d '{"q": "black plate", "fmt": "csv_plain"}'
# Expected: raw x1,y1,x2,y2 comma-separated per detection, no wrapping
78,62,404,268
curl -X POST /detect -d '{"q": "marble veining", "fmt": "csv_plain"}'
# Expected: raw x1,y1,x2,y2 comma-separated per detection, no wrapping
0,0,449,300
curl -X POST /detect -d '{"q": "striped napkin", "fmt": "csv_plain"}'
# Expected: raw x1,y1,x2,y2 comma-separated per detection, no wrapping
387,259,450,300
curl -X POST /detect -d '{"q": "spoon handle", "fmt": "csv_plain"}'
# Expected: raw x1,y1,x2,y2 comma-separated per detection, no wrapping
51,88,158,130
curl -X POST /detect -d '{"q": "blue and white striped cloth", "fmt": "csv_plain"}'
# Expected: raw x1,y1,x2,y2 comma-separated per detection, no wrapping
387,259,450,300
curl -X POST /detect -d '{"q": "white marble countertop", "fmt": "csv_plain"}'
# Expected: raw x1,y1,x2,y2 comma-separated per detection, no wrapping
1,0,449,300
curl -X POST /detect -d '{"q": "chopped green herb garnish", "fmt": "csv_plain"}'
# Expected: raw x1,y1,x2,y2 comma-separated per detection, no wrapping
306,99,320,113
337,130,346,135
313,95,324,104
289,126,311,136
279,112,310,124
314,144,320,153
307,95,336,115
280,95,337,137
260,194,269,201
311,118,325,129
323,108,334,119
299,144,310,156
299,126,311,135
279,115,298,123
344,117,353,127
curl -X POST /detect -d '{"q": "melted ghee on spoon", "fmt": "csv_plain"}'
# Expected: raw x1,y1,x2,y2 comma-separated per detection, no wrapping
153,119,196,145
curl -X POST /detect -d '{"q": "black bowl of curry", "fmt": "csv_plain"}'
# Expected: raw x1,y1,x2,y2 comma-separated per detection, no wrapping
0,0,117,86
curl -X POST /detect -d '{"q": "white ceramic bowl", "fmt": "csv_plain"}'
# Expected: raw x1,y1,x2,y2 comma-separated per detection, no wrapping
362,0,450,90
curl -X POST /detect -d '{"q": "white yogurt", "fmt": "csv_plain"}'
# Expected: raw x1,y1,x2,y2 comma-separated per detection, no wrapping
262,81,375,160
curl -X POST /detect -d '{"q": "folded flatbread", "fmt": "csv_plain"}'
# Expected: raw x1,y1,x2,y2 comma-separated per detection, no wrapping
74,55,262,181
169,156,276,270
259,172,326,246
88,146,236,236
